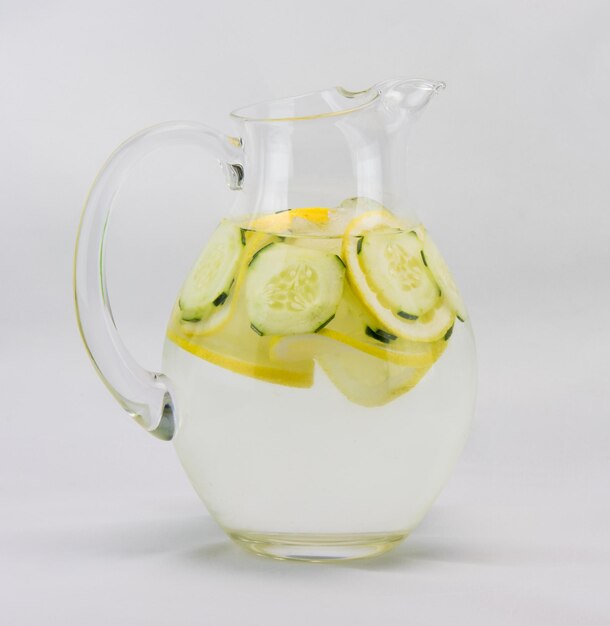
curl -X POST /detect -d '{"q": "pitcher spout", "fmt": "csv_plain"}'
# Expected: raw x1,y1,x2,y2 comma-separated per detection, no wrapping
378,78,445,115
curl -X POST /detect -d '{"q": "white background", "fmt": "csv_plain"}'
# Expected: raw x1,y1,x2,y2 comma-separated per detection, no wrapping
2,1,610,624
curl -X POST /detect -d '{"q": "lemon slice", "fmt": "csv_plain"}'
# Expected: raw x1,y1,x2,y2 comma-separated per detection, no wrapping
343,210,455,342
318,345,430,407
289,207,331,224
360,229,440,317
320,285,448,367
168,284,313,388
270,333,431,407
241,207,331,235
167,327,313,388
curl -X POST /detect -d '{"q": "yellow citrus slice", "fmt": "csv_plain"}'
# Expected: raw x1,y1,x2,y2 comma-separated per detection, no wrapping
168,286,313,388
343,210,455,342
320,285,448,366
166,327,313,388
270,332,431,407
289,207,331,224
317,345,430,407
240,207,331,235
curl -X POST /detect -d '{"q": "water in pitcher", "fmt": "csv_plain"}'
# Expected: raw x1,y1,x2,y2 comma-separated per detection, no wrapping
162,204,476,559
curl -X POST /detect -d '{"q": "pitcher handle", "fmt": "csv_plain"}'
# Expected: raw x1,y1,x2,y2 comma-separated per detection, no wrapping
74,122,243,440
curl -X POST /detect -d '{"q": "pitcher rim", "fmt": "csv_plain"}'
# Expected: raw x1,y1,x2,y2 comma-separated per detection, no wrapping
230,78,445,123
230,85,380,123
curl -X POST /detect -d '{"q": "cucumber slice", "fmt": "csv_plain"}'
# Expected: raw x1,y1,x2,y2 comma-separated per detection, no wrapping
175,230,273,336
245,243,345,335
420,232,467,322
321,285,447,367
179,222,243,322
343,210,455,342
270,333,430,407
360,230,439,317
176,294,235,336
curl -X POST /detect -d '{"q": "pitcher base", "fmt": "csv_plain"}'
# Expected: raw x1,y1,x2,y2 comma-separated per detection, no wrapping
227,530,408,562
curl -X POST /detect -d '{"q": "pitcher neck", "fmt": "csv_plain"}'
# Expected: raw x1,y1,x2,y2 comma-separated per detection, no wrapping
228,79,445,218
233,114,411,216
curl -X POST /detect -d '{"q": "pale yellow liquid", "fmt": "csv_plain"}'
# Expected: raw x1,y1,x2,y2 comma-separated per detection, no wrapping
162,218,477,560
163,321,475,558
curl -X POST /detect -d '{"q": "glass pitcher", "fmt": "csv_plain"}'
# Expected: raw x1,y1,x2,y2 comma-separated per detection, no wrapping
74,78,477,561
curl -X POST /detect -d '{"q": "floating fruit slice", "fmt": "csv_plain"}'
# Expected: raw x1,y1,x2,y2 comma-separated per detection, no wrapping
270,333,431,407
240,207,332,235
289,207,331,224
268,333,326,363
318,345,430,407
174,229,273,336
167,328,313,388
343,210,455,342
178,221,243,322
360,229,439,317
419,231,467,322
320,285,448,367
245,242,345,335
168,281,313,388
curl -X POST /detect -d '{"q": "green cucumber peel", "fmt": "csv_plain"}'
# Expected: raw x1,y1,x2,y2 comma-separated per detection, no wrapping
314,314,335,332
397,311,419,321
365,326,396,344
443,324,454,341
248,242,275,266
